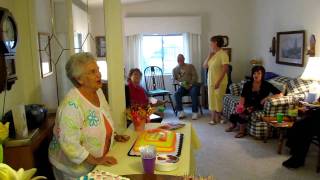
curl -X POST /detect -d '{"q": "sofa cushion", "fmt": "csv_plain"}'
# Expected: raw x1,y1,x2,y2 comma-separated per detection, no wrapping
269,76,291,84
264,72,279,80
287,79,314,96
223,94,240,120
229,81,246,96
268,79,287,95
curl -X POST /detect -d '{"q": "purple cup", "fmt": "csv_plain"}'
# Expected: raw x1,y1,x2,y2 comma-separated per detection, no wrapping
142,157,156,174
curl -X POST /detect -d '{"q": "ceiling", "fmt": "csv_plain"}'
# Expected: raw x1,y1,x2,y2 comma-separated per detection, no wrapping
80,0,155,6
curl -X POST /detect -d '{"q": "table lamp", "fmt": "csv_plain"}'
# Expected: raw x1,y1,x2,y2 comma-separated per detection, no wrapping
301,57,320,102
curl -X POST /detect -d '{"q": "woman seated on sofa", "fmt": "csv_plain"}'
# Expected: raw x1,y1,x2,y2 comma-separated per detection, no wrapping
126,68,165,117
225,66,283,138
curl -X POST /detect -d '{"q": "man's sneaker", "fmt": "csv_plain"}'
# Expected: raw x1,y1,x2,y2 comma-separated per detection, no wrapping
208,120,217,125
178,111,186,119
192,113,198,120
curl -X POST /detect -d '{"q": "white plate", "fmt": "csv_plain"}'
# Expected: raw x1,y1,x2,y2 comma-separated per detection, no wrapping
155,155,179,172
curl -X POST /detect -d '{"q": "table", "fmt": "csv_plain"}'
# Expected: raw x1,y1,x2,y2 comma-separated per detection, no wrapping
124,174,184,180
262,116,294,154
4,114,55,179
95,122,201,176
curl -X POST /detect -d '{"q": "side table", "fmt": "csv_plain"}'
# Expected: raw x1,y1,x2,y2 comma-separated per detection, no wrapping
262,116,294,154
3,114,55,178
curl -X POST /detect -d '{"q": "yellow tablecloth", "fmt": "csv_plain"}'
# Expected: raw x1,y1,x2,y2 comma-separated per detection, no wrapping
95,122,201,176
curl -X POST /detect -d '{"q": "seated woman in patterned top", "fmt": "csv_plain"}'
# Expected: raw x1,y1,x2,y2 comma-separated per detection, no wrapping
225,66,283,138
48,52,128,179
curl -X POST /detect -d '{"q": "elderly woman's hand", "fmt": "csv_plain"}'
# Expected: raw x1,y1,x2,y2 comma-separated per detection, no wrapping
114,135,130,143
100,156,117,166
86,154,117,166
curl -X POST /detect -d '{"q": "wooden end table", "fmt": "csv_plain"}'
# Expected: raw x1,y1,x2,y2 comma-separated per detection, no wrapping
262,116,294,154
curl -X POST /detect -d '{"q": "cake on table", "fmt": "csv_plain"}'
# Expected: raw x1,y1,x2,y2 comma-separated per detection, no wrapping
133,129,177,153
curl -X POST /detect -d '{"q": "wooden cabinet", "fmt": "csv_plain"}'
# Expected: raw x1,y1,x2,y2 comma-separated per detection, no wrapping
3,114,55,179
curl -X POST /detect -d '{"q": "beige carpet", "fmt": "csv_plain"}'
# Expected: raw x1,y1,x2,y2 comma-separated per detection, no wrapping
163,108,320,180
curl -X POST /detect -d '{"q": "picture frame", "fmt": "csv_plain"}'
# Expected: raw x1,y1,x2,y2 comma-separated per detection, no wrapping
74,32,83,53
276,30,305,67
38,32,53,78
95,36,106,57
222,48,232,62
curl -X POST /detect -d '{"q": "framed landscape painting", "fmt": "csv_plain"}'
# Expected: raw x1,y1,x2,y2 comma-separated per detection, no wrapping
95,36,106,57
276,30,305,67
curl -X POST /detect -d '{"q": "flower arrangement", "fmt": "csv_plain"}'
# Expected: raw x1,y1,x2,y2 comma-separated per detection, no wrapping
250,59,262,66
0,163,47,180
126,104,153,131
0,122,9,163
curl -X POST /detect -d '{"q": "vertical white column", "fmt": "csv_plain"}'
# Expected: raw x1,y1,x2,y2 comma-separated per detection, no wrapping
104,0,126,131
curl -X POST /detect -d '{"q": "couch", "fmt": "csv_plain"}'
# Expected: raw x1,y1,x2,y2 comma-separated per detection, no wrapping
223,75,314,138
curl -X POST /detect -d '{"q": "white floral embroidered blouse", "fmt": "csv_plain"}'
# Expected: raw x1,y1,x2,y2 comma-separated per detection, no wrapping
48,88,114,177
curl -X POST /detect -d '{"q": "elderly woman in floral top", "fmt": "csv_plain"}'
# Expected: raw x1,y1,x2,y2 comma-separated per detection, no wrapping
49,52,127,179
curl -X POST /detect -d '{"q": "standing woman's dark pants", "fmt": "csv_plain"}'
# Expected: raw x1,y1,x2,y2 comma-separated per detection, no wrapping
229,113,249,125
283,109,320,168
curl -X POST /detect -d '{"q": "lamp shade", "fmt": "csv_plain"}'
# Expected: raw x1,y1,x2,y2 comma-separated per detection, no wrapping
301,57,320,81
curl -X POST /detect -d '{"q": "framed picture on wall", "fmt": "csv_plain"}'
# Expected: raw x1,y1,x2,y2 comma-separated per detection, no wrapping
222,48,232,62
38,32,53,78
95,36,106,57
276,30,305,67
74,32,83,53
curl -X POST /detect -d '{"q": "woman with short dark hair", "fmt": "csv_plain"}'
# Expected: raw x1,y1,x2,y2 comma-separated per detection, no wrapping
203,35,229,125
126,68,165,116
225,66,283,138
127,68,148,106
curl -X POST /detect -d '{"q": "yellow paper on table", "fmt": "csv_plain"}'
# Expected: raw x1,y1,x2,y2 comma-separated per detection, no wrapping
95,122,202,176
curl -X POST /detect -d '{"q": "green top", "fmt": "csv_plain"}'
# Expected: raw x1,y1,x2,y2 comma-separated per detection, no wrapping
172,63,198,85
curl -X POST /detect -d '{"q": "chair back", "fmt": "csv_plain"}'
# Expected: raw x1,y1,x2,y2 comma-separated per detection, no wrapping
144,66,166,91
226,64,233,93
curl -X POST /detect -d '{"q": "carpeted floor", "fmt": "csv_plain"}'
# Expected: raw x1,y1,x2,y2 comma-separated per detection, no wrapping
162,107,320,180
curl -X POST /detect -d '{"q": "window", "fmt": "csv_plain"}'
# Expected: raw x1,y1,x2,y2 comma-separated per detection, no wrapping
141,34,185,74
97,60,108,80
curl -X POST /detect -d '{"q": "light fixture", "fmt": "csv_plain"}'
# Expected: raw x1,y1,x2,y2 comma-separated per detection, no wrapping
301,57,320,81
301,57,320,102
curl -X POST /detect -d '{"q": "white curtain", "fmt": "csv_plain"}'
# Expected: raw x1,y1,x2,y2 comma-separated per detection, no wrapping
124,34,143,76
183,33,202,82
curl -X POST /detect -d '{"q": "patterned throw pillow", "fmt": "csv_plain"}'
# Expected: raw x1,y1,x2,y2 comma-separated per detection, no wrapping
229,80,247,96
287,79,314,96
268,79,287,95
270,76,291,84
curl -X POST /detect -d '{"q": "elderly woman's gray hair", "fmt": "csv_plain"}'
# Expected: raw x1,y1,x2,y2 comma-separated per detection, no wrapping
66,52,96,86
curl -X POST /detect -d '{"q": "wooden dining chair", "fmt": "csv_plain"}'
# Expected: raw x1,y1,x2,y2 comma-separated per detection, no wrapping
143,66,176,113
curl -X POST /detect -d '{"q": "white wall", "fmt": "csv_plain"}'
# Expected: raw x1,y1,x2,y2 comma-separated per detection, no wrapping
72,3,90,52
0,0,42,117
250,0,320,78
53,1,74,102
123,16,202,36
89,5,108,80
35,0,59,111
122,0,255,82
90,6,105,37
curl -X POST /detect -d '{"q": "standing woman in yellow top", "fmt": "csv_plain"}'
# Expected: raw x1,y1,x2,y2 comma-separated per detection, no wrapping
203,36,229,125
